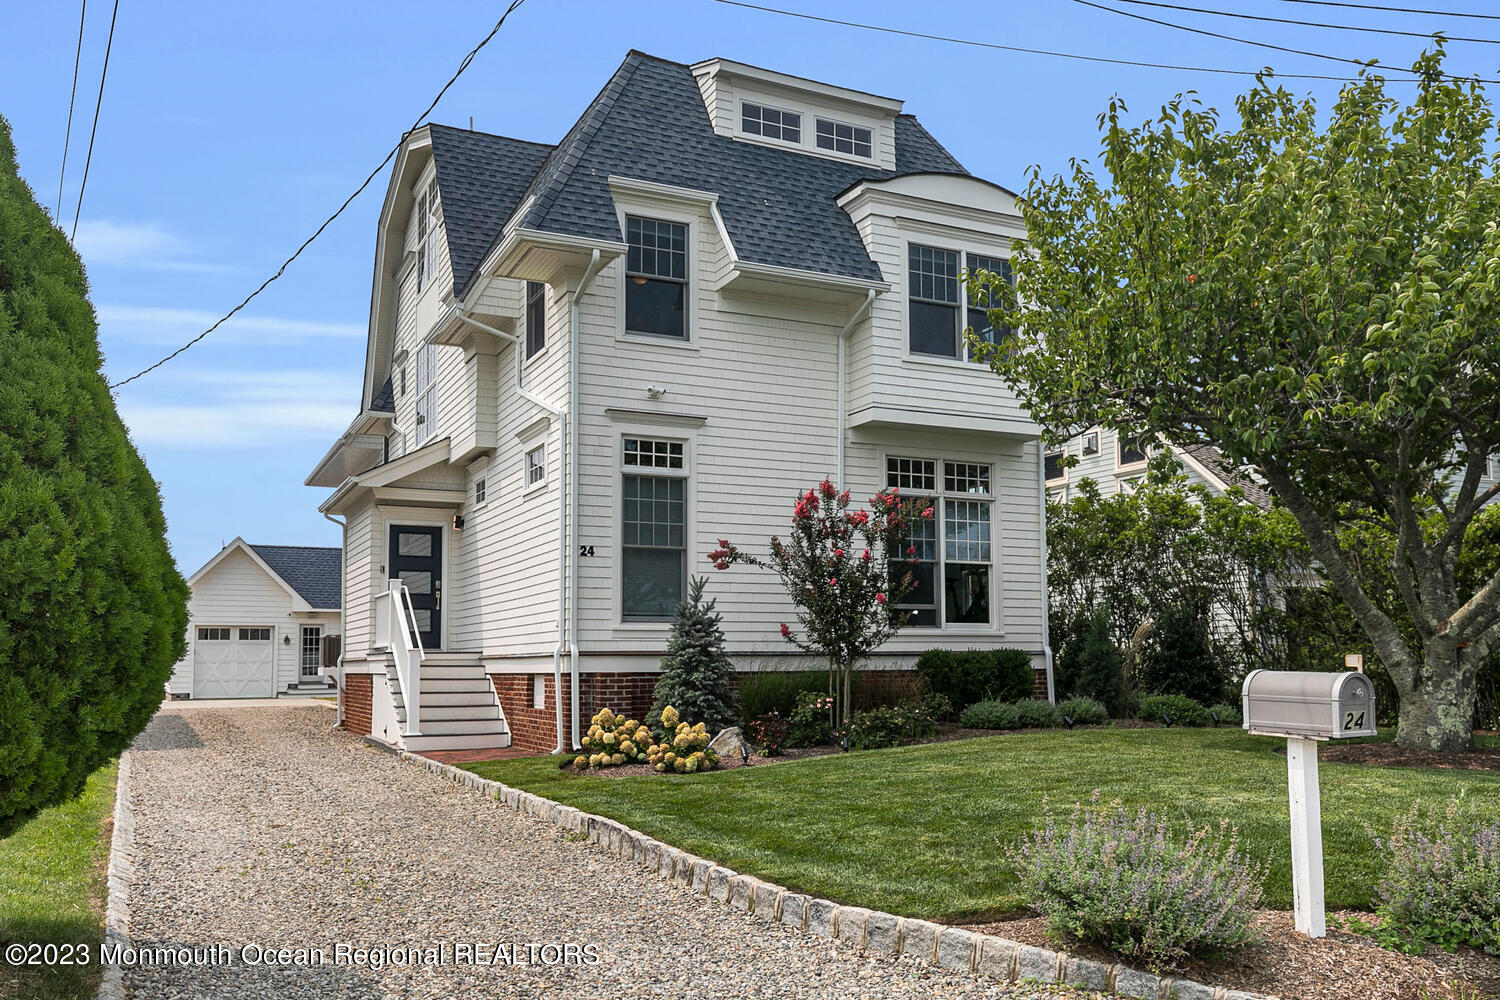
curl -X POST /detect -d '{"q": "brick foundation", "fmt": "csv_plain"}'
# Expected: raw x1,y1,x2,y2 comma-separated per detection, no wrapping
489,671,658,755
1033,668,1050,700
343,673,372,737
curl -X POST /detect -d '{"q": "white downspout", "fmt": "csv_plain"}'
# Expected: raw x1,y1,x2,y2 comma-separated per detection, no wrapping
450,299,570,754
836,288,878,486
322,511,347,729
1038,442,1055,703
568,249,606,750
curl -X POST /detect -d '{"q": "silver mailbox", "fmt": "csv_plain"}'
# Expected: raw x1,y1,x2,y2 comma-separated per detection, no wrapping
1242,669,1377,740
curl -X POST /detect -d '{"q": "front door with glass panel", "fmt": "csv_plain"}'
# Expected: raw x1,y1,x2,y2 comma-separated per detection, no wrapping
389,525,442,649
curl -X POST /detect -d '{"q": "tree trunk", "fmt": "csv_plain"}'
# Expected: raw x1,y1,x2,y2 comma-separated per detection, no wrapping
1392,637,1480,752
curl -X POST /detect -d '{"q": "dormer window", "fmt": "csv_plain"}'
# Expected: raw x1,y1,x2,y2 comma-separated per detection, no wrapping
816,118,872,158
625,216,689,340
416,178,440,293
909,245,1013,361
741,102,801,144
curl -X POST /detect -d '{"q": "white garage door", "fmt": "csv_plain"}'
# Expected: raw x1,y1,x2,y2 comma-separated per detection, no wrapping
192,626,275,699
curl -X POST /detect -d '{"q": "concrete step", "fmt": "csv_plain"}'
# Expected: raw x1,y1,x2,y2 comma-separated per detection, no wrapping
402,731,513,752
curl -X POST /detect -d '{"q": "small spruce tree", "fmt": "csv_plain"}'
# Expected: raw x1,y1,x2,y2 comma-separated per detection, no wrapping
1064,607,1126,718
1139,601,1225,705
649,577,738,734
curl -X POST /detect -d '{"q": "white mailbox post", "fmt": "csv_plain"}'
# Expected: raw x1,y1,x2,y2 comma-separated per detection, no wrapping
1241,670,1377,939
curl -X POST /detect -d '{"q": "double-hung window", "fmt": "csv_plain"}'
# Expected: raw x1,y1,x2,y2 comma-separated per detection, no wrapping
416,179,440,293
815,118,872,158
525,444,546,489
1044,449,1066,484
625,216,688,340
888,458,995,628
525,281,546,358
741,102,801,143
413,343,437,447
1117,434,1149,467
621,436,687,621
965,254,1013,359
908,245,1013,360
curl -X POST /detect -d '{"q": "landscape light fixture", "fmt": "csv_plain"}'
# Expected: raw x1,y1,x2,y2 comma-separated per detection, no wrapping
739,744,750,766
1160,714,1172,727
840,734,849,753
1062,715,1074,729
1210,710,1220,726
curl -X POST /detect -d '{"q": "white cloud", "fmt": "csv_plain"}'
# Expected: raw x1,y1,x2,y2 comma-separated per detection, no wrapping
73,220,230,274
99,305,365,346
115,368,361,447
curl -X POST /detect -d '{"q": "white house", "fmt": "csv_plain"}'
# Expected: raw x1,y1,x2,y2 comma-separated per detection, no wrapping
1045,429,1272,508
169,539,342,700
307,52,1051,754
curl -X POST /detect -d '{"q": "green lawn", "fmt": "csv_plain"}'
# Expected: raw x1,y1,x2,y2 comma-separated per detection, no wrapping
0,763,116,1000
463,729,1500,924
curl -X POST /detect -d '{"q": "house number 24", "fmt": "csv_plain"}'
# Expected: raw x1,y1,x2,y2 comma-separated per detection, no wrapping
1342,710,1365,731
579,545,596,558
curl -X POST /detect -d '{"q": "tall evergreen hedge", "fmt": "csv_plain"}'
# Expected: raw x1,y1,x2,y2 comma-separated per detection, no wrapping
0,118,188,837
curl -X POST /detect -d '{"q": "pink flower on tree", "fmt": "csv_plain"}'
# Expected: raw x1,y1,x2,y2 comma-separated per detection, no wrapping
875,593,887,605
921,506,934,519
779,623,791,638
833,548,845,558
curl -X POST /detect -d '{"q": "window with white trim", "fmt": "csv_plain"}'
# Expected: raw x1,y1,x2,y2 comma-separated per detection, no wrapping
416,178,440,293
888,457,994,627
473,476,486,505
197,627,230,641
1044,449,1066,483
525,444,546,488
531,674,546,709
742,102,802,143
1117,433,1149,467
300,626,322,679
625,216,688,340
621,436,687,621
413,344,437,447
525,281,546,358
239,627,271,642
965,253,1013,361
909,245,1013,360
1082,431,1100,456
815,118,872,157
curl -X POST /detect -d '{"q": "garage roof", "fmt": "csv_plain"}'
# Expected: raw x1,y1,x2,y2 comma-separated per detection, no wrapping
247,545,342,610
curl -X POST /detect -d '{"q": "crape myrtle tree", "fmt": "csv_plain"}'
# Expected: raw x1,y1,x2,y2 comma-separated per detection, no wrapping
973,51,1500,751
710,479,930,728
0,118,188,835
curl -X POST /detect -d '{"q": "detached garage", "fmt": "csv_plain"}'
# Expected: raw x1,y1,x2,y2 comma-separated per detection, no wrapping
169,538,342,700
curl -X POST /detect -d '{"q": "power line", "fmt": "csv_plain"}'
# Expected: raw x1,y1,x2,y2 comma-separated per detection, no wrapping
1071,0,1500,84
1268,0,1500,22
56,0,88,218
1110,0,1500,45
109,0,527,390
707,0,1412,82
70,0,117,241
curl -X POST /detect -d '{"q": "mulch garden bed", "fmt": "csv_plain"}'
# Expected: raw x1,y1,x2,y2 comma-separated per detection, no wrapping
964,911,1500,1000
1315,741,1500,772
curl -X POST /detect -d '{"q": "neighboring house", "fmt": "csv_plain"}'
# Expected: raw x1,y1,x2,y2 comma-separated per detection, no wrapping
168,539,342,700
1045,428,1271,509
307,51,1050,754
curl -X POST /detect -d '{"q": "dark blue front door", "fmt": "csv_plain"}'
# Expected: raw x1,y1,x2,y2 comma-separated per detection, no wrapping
389,525,442,649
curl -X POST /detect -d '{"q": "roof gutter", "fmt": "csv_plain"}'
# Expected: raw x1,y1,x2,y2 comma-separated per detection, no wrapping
836,288,879,486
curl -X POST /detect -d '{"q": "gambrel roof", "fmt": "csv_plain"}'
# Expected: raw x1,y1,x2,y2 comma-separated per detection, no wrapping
429,50,968,299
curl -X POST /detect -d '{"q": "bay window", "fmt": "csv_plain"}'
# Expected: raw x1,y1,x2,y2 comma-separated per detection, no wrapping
888,457,994,628
908,244,1013,360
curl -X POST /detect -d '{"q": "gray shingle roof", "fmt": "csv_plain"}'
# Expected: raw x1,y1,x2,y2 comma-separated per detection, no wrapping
1179,443,1274,510
369,375,394,413
249,545,342,609
449,50,969,298
428,125,554,299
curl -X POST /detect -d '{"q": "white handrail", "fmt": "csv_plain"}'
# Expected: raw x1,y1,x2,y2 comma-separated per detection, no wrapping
382,578,424,737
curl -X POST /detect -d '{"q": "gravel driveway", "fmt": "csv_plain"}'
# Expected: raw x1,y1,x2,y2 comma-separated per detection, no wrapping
122,705,1087,999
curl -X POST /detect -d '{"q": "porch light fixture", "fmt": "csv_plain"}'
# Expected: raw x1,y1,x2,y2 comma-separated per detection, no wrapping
646,385,667,399
282,634,292,645
452,513,465,531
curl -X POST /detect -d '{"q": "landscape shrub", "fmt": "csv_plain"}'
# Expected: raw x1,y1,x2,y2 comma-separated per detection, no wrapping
574,708,651,769
915,648,1035,710
1137,694,1212,727
1056,697,1108,726
737,670,829,725
644,706,719,773
786,691,834,748
1058,609,1126,717
1138,601,1228,706
745,712,788,757
649,577,738,734
1370,798,1500,955
959,699,1021,730
843,695,949,750
1208,702,1243,726
1013,794,1265,967
1012,698,1063,729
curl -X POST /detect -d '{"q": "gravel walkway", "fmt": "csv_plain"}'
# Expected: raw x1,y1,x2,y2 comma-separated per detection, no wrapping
121,705,1094,1000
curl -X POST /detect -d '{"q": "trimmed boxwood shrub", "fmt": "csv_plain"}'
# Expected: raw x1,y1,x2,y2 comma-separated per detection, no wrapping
1137,694,1212,727
1057,696,1109,726
0,118,189,837
1208,702,1243,726
960,699,1021,730
1013,698,1063,729
915,648,1034,711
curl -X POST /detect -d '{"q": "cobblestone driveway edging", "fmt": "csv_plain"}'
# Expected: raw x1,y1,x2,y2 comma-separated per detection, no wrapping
399,750,1265,1000
96,750,135,1000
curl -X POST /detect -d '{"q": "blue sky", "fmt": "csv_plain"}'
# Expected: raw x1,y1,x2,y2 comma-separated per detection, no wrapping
0,0,1489,574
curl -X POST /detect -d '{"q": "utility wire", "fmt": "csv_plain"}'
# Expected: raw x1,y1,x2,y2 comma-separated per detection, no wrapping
708,0,1414,82
71,0,117,241
1071,0,1500,84
1267,0,1500,22
110,0,527,390
1108,0,1500,46
56,0,88,218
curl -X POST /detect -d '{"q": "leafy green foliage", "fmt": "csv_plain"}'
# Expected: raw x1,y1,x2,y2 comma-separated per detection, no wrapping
914,648,1034,710
1138,601,1226,705
1208,703,1242,726
649,577,738,734
1058,607,1127,717
736,670,827,726
980,51,1500,750
959,698,1062,730
1057,697,1109,726
1138,695,1212,728
1371,798,1500,955
843,695,950,750
785,690,834,748
0,119,188,837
